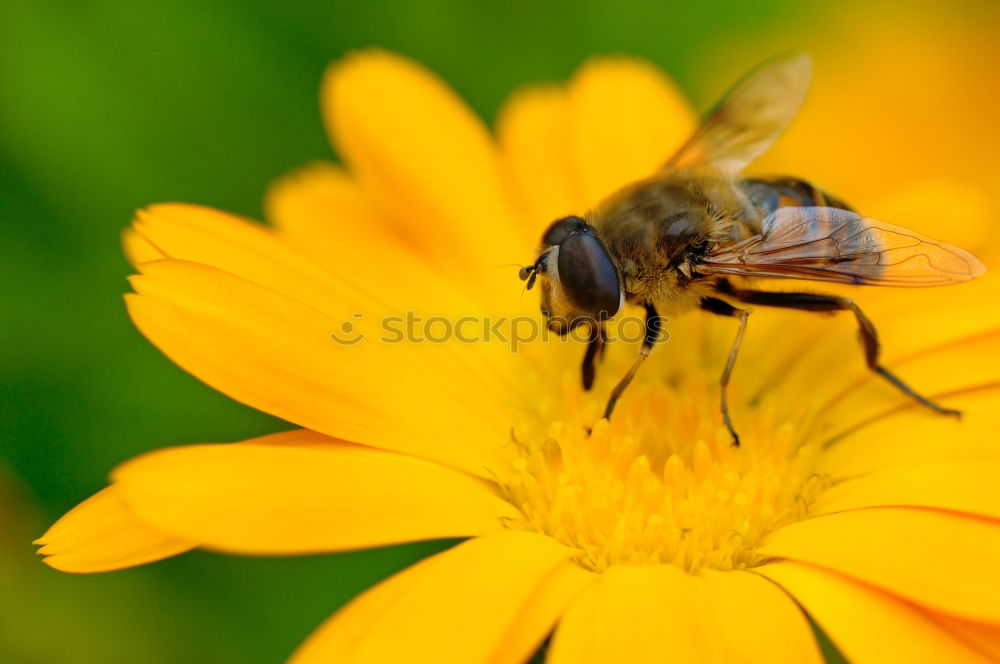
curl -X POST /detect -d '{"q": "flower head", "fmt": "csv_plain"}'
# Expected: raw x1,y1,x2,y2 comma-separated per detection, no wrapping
37,49,1000,663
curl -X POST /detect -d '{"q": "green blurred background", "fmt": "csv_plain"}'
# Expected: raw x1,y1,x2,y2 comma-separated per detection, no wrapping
1,1,995,661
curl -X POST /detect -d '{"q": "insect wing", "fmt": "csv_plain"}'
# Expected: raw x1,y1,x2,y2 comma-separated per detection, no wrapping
700,206,986,286
665,53,812,174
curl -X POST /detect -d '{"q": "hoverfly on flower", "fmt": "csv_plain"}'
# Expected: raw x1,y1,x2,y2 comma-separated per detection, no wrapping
520,55,985,443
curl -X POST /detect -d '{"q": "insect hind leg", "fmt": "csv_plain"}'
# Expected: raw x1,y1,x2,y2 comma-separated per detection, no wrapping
726,287,962,418
847,301,961,418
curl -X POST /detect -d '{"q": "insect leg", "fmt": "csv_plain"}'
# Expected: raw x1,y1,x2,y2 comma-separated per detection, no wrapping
581,324,607,391
603,303,662,420
701,297,750,446
726,288,961,417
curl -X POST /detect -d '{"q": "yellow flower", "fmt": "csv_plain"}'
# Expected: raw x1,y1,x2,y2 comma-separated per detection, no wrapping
37,50,1000,662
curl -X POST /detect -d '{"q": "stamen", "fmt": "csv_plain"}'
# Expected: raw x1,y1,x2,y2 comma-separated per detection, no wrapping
501,367,829,573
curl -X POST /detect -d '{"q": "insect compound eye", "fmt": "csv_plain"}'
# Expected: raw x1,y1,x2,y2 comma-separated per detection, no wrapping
557,231,621,319
542,215,588,247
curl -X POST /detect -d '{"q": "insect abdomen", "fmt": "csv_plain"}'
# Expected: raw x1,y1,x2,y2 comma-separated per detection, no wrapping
743,176,854,216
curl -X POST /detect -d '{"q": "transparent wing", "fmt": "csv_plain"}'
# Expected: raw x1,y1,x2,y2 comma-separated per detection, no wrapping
700,207,986,286
665,53,812,174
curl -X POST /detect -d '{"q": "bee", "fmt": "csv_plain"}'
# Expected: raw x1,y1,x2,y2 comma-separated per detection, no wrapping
519,54,986,445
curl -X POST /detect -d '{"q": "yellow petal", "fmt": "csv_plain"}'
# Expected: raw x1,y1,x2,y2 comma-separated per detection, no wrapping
548,564,713,663
126,259,511,477
122,227,165,264
934,614,1000,661
549,566,822,664
112,435,517,554
35,486,193,573
496,85,583,234
819,382,1000,478
544,579,599,664
758,561,991,663
870,179,992,255
130,200,521,342
264,163,476,305
264,161,393,251
804,326,1000,449
860,272,1000,356
289,531,576,663
748,275,1000,431
814,460,1000,519
490,561,596,664
700,569,823,663
130,203,380,314
760,507,1000,622
322,50,525,276
566,56,695,208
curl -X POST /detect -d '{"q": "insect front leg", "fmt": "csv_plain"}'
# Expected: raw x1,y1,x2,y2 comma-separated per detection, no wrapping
726,288,962,418
581,323,607,390
603,303,662,420
700,297,750,446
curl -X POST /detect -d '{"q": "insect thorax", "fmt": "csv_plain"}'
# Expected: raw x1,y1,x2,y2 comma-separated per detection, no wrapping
589,173,753,311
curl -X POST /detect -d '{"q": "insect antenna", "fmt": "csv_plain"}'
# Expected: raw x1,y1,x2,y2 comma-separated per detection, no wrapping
518,253,549,293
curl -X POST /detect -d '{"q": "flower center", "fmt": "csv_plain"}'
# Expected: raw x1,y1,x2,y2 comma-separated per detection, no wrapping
500,359,828,573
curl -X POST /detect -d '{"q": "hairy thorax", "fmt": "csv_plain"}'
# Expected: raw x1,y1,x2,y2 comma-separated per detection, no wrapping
588,171,760,314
